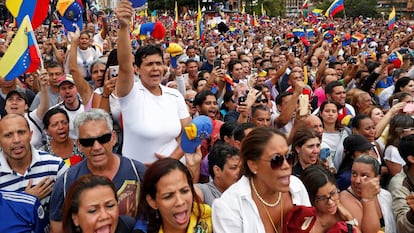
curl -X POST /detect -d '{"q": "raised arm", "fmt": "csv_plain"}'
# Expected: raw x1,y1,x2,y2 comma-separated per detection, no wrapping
35,69,50,120
115,1,135,97
67,26,94,104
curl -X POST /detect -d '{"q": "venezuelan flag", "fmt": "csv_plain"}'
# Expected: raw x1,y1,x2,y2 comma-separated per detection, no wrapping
196,2,204,42
388,51,403,68
0,16,41,81
388,6,396,30
6,0,49,29
325,0,344,18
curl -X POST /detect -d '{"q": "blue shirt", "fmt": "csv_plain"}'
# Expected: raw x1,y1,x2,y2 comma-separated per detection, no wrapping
0,190,48,233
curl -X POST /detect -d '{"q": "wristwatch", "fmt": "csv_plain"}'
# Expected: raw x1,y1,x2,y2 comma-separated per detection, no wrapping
345,218,359,227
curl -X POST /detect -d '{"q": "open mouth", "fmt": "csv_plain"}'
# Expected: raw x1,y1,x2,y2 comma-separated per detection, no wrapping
173,210,189,225
95,225,111,233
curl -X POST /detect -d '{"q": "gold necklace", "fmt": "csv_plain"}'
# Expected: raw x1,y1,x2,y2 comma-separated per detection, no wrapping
251,178,281,207
260,193,284,233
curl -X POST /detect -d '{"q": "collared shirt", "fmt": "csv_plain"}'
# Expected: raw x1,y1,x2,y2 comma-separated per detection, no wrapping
0,146,68,207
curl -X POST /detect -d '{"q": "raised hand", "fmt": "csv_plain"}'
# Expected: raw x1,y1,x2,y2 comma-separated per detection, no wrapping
115,1,134,28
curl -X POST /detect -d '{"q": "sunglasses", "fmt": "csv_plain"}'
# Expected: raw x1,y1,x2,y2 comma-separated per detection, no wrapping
186,98,194,104
255,98,268,104
78,133,112,147
260,152,296,170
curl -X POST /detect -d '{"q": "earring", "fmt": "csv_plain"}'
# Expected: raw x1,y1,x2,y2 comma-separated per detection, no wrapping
75,225,81,232
155,209,160,219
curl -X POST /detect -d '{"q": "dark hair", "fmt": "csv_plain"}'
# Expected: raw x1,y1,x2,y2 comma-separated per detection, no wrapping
325,81,343,96
45,60,63,70
193,90,215,107
103,49,119,80
291,128,321,156
300,165,336,205
386,115,414,147
232,122,256,142
134,44,163,68
137,158,202,233
328,61,342,69
193,77,207,90
398,134,414,167
228,59,242,74
208,144,239,179
388,92,413,107
275,91,293,106
220,91,234,112
43,107,69,129
351,114,371,130
251,105,270,119
62,175,117,233
219,121,238,141
394,77,413,94
240,127,287,177
354,155,381,176
318,100,341,130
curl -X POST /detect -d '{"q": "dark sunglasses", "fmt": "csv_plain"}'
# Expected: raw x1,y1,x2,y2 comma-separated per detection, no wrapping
260,152,295,170
255,98,268,104
186,98,194,104
79,133,112,147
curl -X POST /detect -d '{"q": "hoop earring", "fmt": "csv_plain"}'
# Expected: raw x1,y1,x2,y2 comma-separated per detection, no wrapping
155,209,160,219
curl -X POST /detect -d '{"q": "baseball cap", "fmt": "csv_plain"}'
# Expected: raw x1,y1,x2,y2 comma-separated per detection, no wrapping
181,116,213,153
343,135,373,152
57,0,83,32
6,89,27,103
57,74,75,87
283,206,317,233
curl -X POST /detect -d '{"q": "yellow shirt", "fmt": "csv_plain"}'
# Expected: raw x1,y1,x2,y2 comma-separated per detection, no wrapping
158,203,212,233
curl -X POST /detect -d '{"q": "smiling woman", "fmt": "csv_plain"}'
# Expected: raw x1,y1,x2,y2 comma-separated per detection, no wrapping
133,158,212,233
62,174,136,233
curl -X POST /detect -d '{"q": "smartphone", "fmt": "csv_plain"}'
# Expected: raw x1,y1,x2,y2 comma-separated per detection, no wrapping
320,148,331,161
214,58,222,68
238,96,246,104
299,94,309,116
392,98,399,106
108,65,119,79
57,33,62,43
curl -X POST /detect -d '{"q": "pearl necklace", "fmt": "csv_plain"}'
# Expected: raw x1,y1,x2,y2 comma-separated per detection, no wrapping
250,178,281,207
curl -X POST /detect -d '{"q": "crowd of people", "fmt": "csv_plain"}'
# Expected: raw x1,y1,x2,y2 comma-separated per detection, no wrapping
2,0,414,232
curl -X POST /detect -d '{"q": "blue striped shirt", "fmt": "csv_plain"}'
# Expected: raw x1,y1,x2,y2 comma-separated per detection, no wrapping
0,147,69,207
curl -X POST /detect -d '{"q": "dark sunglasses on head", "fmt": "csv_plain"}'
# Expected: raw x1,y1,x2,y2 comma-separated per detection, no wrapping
79,133,112,147
260,152,296,170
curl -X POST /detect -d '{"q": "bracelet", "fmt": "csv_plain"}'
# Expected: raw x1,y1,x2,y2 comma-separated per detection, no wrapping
361,197,375,203
101,95,109,98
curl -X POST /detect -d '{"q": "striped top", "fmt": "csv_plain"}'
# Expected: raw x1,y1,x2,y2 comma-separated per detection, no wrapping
0,146,69,207
0,190,48,232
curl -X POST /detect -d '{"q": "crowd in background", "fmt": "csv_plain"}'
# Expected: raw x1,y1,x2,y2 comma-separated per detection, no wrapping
2,1,414,232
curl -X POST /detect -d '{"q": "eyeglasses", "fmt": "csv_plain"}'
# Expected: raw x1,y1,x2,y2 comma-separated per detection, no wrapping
259,152,296,170
186,98,194,104
315,189,340,205
255,98,268,104
78,133,112,147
